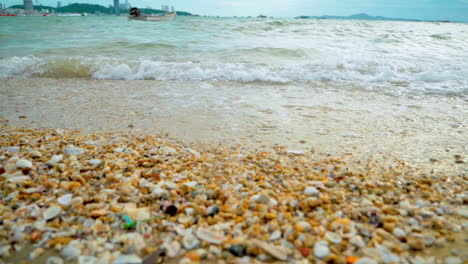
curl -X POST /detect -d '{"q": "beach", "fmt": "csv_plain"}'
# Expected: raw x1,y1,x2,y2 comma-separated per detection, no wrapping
1,16,467,263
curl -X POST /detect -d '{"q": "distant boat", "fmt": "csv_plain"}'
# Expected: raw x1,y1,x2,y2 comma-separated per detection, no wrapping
129,12,176,21
0,14,18,16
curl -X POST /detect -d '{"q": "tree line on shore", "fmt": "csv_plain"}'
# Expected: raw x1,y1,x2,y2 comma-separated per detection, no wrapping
8,3,193,16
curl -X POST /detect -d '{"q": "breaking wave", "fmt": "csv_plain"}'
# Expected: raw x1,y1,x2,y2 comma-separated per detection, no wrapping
1,55,466,96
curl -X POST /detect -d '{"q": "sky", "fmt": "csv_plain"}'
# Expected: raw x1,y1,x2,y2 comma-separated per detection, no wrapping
4,0,468,22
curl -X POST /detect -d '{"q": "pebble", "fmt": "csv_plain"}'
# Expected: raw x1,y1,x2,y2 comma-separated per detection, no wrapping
229,244,247,257
207,205,220,216
313,241,330,259
46,256,64,264
445,257,462,264
456,208,468,218
78,256,98,264
355,257,378,264
88,159,102,166
112,254,142,264
58,194,73,206
43,206,62,221
182,233,201,250
46,154,63,166
304,186,319,196
407,236,425,250
64,145,85,156
196,227,226,245
392,227,406,239
270,230,281,241
60,243,81,261
15,159,32,169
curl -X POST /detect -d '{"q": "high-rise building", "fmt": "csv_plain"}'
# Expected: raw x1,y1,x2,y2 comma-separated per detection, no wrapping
23,0,34,11
171,6,174,12
57,1,61,8
113,0,120,15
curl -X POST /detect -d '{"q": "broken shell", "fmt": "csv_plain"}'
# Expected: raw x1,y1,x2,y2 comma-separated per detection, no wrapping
195,227,226,245
313,241,329,259
43,206,62,221
182,233,201,250
325,231,342,244
16,159,32,169
58,194,73,206
253,239,288,261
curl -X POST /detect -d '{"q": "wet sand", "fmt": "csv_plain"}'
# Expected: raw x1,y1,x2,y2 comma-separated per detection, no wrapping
0,77,467,264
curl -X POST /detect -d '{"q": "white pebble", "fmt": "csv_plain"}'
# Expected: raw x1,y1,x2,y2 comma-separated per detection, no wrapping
313,241,329,258
16,159,32,169
47,155,63,166
46,256,64,264
393,227,406,239
445,257,462,264
270,230,281,241
64,145,85,156
355,257,378,264
88,159,101,166
58,194,73,206
78,256,97,264
304,186,319,196
44,206,62,221
112,254,142,264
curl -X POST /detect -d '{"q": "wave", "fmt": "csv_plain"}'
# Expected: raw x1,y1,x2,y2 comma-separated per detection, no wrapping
0,55,466,96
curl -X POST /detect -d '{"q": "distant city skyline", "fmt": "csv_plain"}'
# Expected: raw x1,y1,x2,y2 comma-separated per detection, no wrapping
2,0,468,22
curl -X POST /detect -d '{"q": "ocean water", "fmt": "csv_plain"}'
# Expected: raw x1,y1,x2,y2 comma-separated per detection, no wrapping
1,16,467,97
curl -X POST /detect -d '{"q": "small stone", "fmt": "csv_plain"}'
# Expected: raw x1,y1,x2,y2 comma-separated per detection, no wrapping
304,187,319,196
46,256,64,264
349,235,365,248
325,232,342,244
229,244,247,257
207,205,220,217
88,159,102,166
196,227,226,245
16,159,32,169
182,233,200,250
64,145,85,156
30,150,42,158
298,248,311,258
313,241,329,259
78,256,98,264
456,208,468,218
58,194,73,206
164,205,178,216
270,230,281,241
445,257,462,264
60,243,81,261
407,236,425,250
46,155,63,166
254,239,288,261
112,254,142,264
44,206,62,221
392,227,406,239
355,257,378,264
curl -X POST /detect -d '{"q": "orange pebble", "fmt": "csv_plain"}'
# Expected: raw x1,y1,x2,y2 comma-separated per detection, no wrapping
184,250,200,262
347,256,360,264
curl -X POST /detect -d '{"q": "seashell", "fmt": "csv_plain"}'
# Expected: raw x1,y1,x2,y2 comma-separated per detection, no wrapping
46,256,64,264
392,227,406,239
287,150,305,155
7,176,31,184
195,227,226,245
183,181,197,188
182,233,201,250
325,231,342,244
78,256,97,264
29,150,42,158
456,208,468,218
44,206,62,221
445,257,462,264
60,242,81,261
162,241,181,258
304,186,319,196
64,145,85,156
58,194,73,206
46,155,63,166
313,240,329,259
270,230,281,241
16,159,32,169
253,239,288,261
29,247,45,260
349,235,365,248
88,159,102,166
90,209,108,218
112,254,142,264
355,257,378,264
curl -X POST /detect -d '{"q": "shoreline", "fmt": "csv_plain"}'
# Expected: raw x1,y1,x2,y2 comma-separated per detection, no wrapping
1,77,466,174
0,122,467,263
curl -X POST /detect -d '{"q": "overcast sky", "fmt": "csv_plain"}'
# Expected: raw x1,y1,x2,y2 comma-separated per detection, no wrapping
5,0,468,21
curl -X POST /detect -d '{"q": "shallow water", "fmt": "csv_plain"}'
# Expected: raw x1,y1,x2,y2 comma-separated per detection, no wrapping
1,16,467,97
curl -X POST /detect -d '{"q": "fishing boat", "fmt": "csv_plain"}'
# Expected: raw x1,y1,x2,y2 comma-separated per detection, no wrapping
128,11,176,22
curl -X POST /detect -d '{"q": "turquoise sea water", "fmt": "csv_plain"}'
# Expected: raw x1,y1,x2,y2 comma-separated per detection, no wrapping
0,16,467,96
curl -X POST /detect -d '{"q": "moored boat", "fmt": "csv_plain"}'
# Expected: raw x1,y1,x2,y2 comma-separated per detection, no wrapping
128,12,176,21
